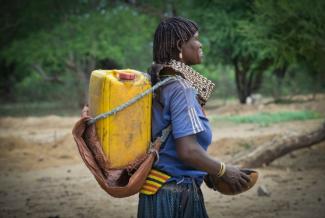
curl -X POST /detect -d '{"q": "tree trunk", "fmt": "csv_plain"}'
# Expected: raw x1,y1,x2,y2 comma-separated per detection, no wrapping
66,53,95,107
233,57,248,104
272,64,288,101
32,64,64,84
0,60,15,101
232,121,325,168
233,57,272,104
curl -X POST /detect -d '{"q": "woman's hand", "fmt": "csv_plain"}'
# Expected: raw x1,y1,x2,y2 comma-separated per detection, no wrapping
221,165,251,193
81,105,90,118
175,134,251,193
79,104,111,175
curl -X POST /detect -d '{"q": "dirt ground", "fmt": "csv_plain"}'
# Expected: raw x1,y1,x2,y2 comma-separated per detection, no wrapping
0,95,324,218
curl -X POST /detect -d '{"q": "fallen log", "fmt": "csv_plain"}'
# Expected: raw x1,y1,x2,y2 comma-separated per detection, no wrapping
232,121,325,168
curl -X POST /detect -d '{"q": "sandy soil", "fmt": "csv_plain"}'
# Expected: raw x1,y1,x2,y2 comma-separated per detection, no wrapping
0,95,324,218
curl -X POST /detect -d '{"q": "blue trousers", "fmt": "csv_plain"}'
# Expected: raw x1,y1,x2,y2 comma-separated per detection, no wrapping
137,181,209,218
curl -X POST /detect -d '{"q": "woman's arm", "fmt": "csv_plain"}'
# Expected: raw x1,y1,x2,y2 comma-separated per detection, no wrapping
175,134,250,192
175,135,220,174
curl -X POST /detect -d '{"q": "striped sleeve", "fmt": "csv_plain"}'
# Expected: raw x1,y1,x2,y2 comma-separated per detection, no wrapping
169,79,205,139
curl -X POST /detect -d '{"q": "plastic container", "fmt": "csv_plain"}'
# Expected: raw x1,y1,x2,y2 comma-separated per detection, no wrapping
89,69,152,169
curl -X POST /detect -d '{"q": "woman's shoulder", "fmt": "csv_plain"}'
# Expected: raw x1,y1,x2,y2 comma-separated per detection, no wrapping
162,76,194,94
159,76,198,106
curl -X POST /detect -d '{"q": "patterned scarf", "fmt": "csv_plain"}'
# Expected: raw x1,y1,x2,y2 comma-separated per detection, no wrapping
162,59,215,105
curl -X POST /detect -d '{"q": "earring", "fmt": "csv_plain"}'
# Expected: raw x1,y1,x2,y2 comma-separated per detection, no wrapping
179,52,183,60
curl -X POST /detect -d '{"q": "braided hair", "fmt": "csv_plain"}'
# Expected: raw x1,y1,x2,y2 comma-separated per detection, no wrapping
150,17,198,85
153,16,199,64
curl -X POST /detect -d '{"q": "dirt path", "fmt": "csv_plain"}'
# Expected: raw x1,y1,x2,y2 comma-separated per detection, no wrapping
1,141,324,218
0,96,324,218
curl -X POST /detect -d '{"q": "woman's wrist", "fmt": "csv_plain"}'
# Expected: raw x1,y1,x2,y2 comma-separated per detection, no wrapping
216,162,226,177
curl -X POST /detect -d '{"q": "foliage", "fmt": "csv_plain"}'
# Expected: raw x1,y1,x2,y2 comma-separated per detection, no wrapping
184,0,274,103
3,5,156,71
248,0,325,68
242,0,325,97
2,5,157,104
0,0,324,106
193,64,236,98
0,101,79,117
211,111,322,126
184,0,325,103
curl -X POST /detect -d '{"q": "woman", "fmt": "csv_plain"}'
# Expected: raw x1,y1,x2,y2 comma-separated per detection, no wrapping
137,17,250,218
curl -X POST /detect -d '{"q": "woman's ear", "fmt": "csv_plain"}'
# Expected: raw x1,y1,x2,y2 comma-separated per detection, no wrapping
176,39,183,52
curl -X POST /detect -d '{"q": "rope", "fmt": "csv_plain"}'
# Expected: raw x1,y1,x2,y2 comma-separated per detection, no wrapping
150,124,172,165
160,125,172,143
87,76,175,125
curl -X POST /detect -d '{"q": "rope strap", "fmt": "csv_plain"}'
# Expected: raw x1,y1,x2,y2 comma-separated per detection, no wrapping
149,124,172,164
87,77,175,125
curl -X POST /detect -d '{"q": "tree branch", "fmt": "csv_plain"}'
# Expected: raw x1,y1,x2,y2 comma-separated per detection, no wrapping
32,64,63,84
232,121,325,168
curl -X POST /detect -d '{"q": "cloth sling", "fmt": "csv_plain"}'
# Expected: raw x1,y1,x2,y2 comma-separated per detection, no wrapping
72,77,173,198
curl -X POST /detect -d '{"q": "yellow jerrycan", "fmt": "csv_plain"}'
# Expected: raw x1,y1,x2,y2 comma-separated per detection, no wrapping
88,69,152,169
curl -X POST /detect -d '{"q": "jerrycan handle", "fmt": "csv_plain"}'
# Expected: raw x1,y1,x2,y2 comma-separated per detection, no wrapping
119,72,136,80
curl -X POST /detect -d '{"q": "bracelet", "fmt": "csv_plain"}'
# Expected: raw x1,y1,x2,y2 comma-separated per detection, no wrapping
216,162,226,177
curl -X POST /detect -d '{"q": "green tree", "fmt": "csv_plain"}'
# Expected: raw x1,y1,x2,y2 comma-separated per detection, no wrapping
2,5,157,105
0,0,104,101
246,0,325,98
185,0,272,103
183,0,325,103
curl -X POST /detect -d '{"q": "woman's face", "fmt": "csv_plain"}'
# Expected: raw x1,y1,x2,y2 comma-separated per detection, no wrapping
180,31,203,65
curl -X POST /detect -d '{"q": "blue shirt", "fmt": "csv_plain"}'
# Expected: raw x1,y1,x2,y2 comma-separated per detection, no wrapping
152,76,212,184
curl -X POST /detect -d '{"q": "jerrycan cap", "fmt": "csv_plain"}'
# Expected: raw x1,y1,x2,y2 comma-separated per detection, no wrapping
119,72,136,80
